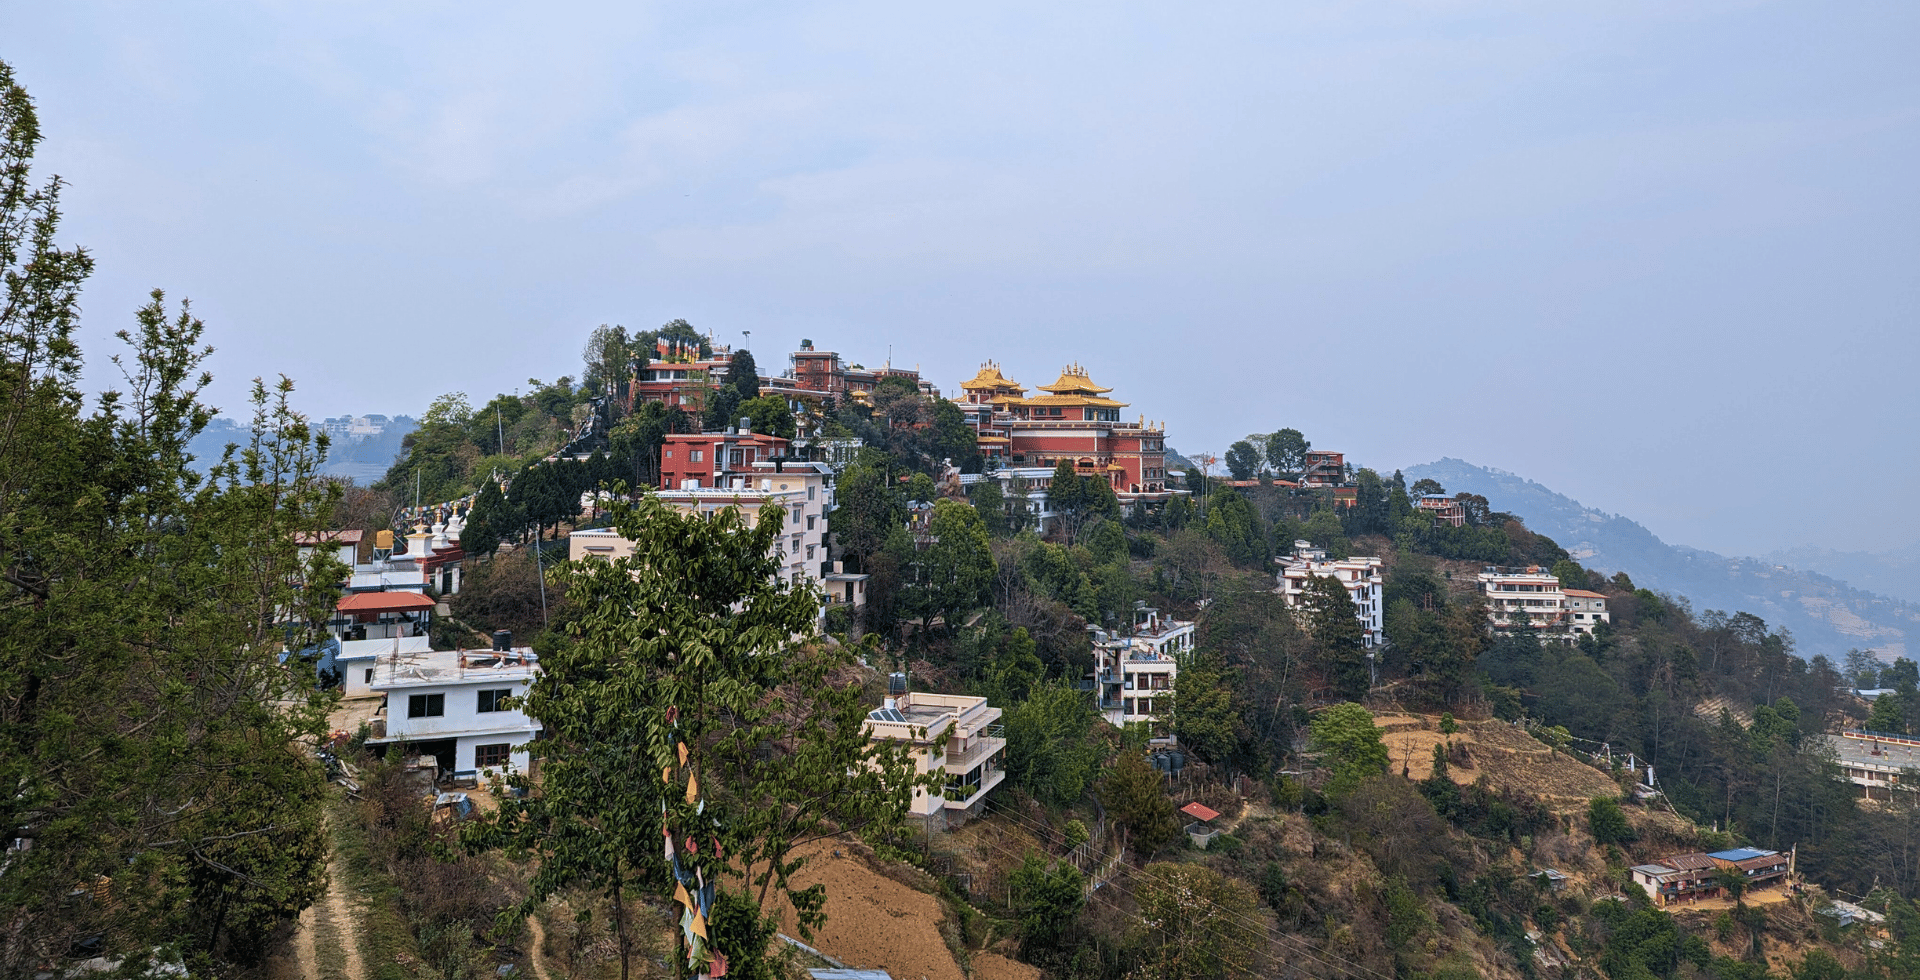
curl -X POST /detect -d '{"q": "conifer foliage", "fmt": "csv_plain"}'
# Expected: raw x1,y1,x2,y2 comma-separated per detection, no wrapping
0,60,341,971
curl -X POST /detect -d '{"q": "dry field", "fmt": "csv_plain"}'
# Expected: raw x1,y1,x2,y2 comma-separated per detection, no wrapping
1373,712,1622,805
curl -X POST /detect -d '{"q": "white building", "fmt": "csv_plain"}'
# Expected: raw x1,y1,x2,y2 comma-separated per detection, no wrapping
1276,542,1385,648
1090,605,1194,742
863,684,1005,826
956,465,1059,533
366,644,541,779
1562,589,1611,632
568,459,867,621
1475,567,1610,636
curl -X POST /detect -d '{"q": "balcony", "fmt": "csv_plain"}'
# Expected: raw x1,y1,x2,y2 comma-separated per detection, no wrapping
944,732,1006,770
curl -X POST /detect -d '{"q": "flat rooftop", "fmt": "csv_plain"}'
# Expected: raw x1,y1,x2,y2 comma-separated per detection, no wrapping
1822,732,1920,772
370,648,539,690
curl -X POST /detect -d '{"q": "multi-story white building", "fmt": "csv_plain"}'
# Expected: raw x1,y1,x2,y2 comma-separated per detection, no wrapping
568,459,866,619
863,683,1006,826
1475,568,1610,636
365,643,542,779
956,466,1060,534
1090,605,1193,743
1276,542,1385,648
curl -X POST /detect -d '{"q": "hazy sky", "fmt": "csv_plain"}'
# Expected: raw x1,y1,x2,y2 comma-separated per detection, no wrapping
5,2,1916,558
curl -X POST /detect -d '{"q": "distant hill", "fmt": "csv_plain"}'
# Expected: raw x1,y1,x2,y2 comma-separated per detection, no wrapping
184,415,416,486
1769,541,1920,607
1404,458,1919,661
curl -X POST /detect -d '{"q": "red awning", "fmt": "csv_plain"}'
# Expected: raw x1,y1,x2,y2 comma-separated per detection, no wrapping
1181,802,1220,822
336,591,435,613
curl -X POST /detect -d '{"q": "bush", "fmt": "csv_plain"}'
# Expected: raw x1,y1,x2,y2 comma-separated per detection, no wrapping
1588,796,1637,845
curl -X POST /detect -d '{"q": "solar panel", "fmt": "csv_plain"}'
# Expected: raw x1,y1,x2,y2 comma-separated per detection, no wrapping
867,707,906,723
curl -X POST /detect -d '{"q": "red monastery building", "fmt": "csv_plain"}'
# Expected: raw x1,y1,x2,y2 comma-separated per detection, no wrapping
957,362,1178,504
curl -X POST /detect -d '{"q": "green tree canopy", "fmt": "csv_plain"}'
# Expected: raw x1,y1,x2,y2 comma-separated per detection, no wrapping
1264,428,1309,476
1310,703,1388,793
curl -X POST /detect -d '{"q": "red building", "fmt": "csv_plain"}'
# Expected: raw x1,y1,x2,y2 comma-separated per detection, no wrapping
658,426,791,490
629,338,737,413
957,362,1177,504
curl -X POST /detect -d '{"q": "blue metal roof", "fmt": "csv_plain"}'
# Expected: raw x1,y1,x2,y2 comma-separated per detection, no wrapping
1708,848,1775,862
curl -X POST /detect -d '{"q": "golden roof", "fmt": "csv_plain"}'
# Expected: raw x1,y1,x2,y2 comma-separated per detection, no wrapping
1021,393,1128,409
960,361,1025,392
1038,364,1113,395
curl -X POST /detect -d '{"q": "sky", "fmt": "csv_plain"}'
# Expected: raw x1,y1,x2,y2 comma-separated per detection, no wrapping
4,1,1917,559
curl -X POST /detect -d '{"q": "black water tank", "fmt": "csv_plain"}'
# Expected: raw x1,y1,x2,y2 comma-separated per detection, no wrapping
492,630,512,652
888,672,908,696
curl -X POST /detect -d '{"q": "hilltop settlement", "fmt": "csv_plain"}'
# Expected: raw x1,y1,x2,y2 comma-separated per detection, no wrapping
9,68,1920,980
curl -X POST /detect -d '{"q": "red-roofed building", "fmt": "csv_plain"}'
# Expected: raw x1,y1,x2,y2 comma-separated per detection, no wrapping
955,362,1181,510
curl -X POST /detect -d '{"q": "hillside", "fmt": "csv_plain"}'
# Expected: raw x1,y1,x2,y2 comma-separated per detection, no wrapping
1770,541,1920,607
1405,458,1920,660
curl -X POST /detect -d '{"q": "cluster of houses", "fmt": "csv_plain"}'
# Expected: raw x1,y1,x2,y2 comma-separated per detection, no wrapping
1629,847,1792,906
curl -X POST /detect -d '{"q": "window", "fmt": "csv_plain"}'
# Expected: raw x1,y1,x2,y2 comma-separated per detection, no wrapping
407,693,444,718
364,668,374,686
475,743,511,768
664,450,673,459
690,450,703,462
806,544,816,560
807,486,816,500
477,688,512,712
806,515,816,531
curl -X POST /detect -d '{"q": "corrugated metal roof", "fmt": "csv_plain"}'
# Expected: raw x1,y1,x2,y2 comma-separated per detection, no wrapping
1709,848,1775,862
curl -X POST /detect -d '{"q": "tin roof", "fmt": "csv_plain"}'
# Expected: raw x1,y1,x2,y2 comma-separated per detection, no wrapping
336,591,435,613
1181,802,1220,822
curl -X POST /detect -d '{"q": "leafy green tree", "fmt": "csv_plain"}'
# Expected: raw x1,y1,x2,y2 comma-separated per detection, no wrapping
1224,439,1260,480
1301,574,1369,700
1009,853,1087,957
1048,458,1087,533
1310,703,1388,793
983,626,1045,704
462,494,934,979
968,477,1009,537
1588,796,1638,845
1132,862,1266,979
1100,751,1180,855
929,397,980,472
1868,692,1907,735
1265,428,1309,476
1409,478,1444,498
1002,681,1103,806
915,499,995,628
739,394,796,439
0,70,339,970
1169,654,1242,765
610,399,677,489
831,458,904,571
1300,505,1350,559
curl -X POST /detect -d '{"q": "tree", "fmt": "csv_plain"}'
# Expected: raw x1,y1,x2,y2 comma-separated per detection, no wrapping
1309,703,1388,793
1409,478,1444,498
1009,853,1087,958
462,494,935,979
1265,428,1309,476
1100,752,1180,855
1300,505,1350,558
1132,862,1266,979
1588,796,1638,845
830,458,903,571
929,397,980,472
1169,654,1242,765
969,477,1008,538
1205,488,1266,567
726,347,761,404
1869,693,1907,735
1,67,338,971
1224,440,1260,480
1003,680,1103,806
738,394,796,439
459,475,513,556
1301,574,1368,700
1048,458,1087,534
914,499,995,629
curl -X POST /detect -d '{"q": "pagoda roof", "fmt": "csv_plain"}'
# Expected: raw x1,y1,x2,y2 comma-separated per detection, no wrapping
1038,364,1113,394
1021,393,1129,409
960,362,1025,392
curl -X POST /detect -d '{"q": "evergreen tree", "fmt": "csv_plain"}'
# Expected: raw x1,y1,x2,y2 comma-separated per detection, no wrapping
1224,439,1261,480
462,494,936,979
1301,574,1369,700
969,477,1009,537
726,347,761,404
1,67,338,970
461,476,513,556
1099,752,1180,855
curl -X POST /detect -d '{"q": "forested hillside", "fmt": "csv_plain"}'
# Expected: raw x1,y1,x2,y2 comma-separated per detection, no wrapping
1406,459,1920,660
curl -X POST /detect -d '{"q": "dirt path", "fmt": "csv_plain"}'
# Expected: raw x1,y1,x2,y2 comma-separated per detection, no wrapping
526,913,554,980
290,897,320,980
323,866,368,980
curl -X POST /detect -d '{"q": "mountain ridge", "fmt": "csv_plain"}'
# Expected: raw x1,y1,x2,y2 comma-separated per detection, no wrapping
1404,457,1918,661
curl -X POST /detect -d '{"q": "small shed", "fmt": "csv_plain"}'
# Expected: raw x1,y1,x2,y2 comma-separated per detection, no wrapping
1182,802,1221,849
1531,868,1570,893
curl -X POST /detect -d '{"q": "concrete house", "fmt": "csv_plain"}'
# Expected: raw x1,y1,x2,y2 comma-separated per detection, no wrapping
366,643,541,780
